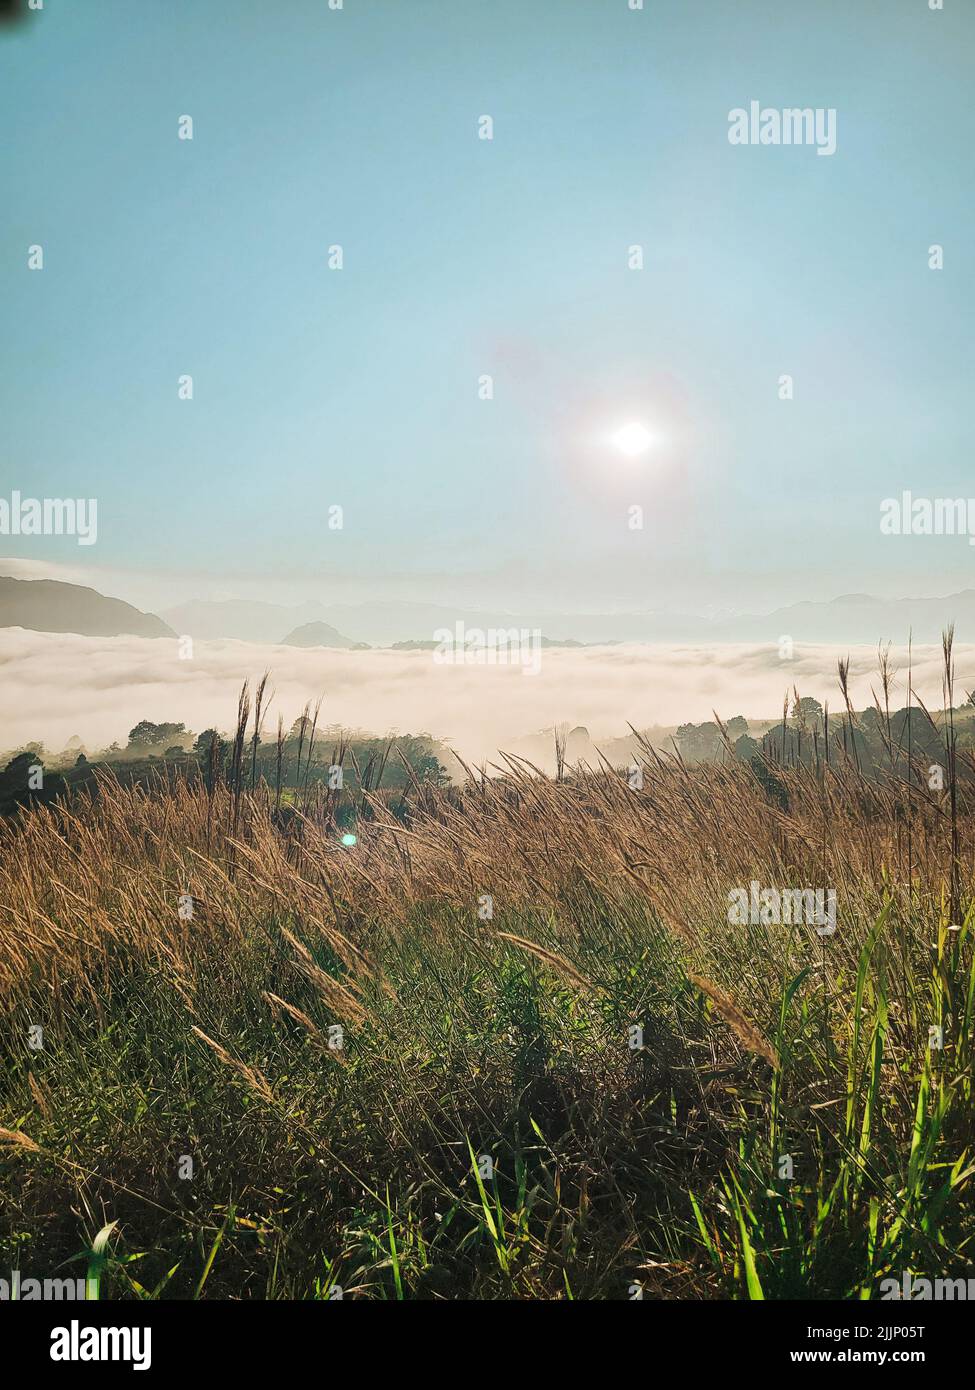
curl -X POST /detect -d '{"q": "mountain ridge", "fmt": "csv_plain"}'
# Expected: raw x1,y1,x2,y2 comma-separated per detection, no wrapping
162,589,975,647
0,577,174,639
7,577,975,648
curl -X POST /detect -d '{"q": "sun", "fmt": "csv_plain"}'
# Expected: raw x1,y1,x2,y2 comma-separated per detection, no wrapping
611,421,653,458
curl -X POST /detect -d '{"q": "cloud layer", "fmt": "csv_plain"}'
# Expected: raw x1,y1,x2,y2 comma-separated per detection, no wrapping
1,629,972,762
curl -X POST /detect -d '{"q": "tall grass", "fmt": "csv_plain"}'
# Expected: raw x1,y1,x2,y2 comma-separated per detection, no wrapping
1,657,973,1299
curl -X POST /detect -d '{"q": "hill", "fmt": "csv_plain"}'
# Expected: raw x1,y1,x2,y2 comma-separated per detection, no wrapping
161,598,330,643
0,576,174,638
280,621,363,649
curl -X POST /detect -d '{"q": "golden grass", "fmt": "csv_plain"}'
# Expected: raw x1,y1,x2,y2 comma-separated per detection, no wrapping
0,707,973,1298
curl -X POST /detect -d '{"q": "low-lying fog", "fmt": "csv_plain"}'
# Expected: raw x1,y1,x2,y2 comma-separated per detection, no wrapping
1,629,971,762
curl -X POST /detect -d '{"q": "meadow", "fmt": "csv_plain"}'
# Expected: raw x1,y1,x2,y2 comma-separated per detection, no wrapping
1,666,973,1300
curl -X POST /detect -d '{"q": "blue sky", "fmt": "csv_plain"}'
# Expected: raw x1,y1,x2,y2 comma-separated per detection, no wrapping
1,0,973,615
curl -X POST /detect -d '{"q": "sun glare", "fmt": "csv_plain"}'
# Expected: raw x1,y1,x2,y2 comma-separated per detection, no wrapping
611,421,653,458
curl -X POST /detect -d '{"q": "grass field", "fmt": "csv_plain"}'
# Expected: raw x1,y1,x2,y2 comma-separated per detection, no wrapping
2,681,974,1300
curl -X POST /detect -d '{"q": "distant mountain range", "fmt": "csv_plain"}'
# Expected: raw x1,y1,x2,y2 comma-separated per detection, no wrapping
5,577,975,648
708,591,975,645
161,591,975,647
0,577,174,638
161,598,330,644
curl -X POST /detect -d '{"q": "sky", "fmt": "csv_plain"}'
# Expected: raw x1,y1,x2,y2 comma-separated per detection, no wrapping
1,0,974,618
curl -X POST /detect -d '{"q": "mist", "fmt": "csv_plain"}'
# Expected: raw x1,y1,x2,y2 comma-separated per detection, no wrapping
2,628,972,764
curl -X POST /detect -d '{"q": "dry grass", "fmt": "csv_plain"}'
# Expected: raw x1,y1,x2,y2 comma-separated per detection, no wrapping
0,690,973,1298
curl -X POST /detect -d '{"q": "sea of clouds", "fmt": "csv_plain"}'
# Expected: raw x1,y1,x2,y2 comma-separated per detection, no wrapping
1,629,972,762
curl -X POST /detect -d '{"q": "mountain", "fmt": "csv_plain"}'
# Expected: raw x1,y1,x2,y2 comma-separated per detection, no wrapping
160,599,330,643
280,621,362,649
304,595,975,646
0,577,174,638
718,591,975,645
159,589,975,649
277,601,714,646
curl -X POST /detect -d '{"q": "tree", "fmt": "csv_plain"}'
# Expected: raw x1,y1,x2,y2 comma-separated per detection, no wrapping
792,696,824,731
127,721,188,750
3,751,36,780
193,729,222,757
675,721,723,763
733,733,761,762
0,752,67,813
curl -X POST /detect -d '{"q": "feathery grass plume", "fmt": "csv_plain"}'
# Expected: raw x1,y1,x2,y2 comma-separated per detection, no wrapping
293,699,311,787
274,713,285,811
228,680,251,855
0,1127,41,1152
780,689,789,766
554,724,567,783
262,990,348,1063
943,624,960,922
190,1026,275,1104
205,728,221,853
878,640,896,760
688,974,779,1070
230,680,251,796
837,655,861,773
28,1071,51,1118
495,932,592,992
263,990,321,1038
300,695,325,808
263,990,325,1041
279,926,369,1024
250,670,271,790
